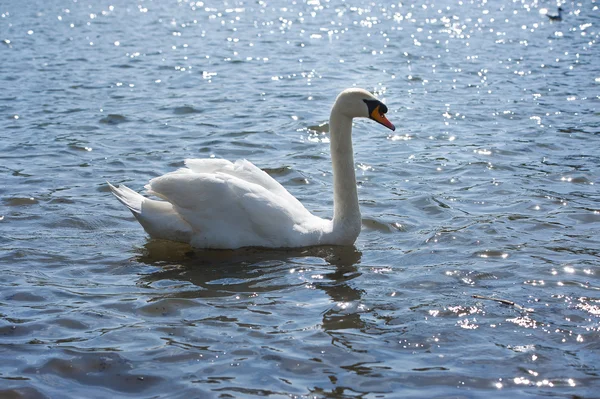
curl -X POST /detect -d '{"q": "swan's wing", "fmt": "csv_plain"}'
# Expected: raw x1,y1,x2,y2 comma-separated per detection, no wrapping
184,158,234,174
146,170,317,247
184,158,306,212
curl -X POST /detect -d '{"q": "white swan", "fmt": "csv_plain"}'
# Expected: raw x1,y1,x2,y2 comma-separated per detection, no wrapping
108,88,395,249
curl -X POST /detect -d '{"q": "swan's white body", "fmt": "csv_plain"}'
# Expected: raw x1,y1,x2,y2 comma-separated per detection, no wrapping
109,88,395,249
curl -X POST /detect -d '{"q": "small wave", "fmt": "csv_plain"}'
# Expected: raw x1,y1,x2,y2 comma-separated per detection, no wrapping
99,114,128,124
306,122,329,133
262,166,292,176
173,106,203,115
362,217,405,233
68,143,93,152
4,197,39,206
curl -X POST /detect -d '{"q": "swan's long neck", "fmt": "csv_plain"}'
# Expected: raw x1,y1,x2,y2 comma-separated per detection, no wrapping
329,107,361,243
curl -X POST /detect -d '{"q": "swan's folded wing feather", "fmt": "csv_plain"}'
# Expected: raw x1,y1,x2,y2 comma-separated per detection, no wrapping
147,171,230,211
184,158,234,174
184,158,306,213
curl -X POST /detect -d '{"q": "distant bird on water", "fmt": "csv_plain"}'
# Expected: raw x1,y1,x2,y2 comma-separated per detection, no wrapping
547,7,564,21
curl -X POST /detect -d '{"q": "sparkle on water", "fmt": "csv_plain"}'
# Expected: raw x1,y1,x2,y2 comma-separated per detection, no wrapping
1,0,599,397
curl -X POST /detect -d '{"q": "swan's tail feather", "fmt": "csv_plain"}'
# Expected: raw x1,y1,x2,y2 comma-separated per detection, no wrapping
108,181,193,243
107,182,144,214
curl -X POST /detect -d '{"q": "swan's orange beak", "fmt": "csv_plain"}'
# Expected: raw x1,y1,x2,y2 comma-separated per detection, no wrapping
370,106,396,131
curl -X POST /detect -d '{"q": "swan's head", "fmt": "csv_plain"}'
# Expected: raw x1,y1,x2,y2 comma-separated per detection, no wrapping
334,88,396,131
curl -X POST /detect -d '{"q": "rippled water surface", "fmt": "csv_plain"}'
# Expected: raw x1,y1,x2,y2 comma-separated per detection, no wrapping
1,0,600,397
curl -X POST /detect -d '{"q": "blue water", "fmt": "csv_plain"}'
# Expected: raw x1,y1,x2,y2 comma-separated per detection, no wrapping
1,0,599,397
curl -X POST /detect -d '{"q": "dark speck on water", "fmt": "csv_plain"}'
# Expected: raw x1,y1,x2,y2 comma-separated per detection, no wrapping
1,0,599,398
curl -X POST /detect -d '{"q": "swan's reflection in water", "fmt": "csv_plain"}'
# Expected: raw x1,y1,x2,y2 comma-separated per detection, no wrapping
136,240,365,332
